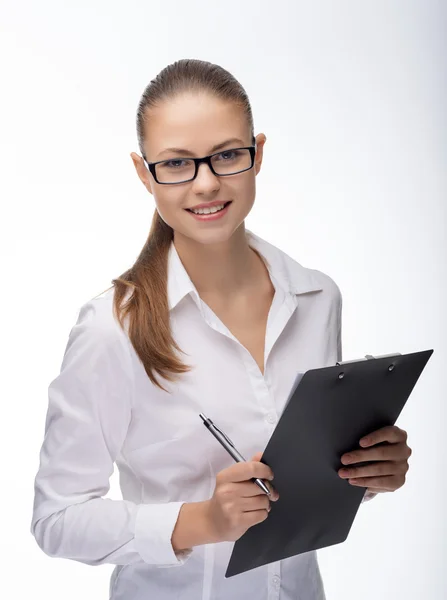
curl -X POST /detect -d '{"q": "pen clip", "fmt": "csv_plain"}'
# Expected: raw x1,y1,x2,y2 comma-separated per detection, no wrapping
212,422,236,448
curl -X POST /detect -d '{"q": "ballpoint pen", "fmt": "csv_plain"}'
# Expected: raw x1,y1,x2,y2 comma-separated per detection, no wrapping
199,413,271,496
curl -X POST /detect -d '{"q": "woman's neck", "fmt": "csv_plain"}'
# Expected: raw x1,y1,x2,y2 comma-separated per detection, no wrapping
173,227,267,300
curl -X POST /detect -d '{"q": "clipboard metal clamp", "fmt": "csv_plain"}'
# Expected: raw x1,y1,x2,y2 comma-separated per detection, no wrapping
336,353,401,367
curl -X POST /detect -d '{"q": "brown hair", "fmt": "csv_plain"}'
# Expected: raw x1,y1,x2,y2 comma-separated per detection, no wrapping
99,59,256,392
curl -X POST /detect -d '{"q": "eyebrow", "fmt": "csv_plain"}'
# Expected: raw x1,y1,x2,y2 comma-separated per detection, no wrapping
156,138,246,159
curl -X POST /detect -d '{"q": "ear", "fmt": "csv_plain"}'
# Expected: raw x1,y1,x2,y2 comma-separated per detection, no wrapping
254,133,267,176
130,152,153,195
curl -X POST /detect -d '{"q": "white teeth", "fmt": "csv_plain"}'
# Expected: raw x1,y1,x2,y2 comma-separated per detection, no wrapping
191,203,226,215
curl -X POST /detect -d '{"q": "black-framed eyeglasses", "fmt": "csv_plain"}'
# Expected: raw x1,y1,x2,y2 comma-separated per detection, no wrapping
142,144,257,185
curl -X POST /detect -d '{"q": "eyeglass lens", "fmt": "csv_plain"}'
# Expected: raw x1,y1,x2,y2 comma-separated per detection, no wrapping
155,148,252,183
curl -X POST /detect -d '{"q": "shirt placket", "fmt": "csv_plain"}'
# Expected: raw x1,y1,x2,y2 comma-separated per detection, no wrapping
246,289,297,600
193,285,298,599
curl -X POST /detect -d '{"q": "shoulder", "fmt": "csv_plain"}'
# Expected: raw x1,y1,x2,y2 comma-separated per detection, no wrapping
71,286,130,348
248,229,342,303
282,251,342,310
298,264,342,302
56,287,134,410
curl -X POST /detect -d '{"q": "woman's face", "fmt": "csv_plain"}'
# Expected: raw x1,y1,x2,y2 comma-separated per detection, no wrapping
131,92,266,247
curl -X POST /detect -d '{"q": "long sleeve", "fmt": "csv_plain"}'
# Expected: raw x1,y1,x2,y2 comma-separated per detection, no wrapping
30,298,193,567
336,287,378,505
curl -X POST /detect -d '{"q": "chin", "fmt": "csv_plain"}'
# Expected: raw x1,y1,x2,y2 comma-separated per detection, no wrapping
174,222,245,247
184,227,235,246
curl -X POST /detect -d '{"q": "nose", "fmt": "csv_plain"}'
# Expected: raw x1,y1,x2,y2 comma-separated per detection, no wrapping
192,161,220,193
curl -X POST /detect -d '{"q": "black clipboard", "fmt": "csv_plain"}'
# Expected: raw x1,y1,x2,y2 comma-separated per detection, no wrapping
225,349,434,578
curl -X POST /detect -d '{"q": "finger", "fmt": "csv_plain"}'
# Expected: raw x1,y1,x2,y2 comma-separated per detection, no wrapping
250,457,278,494
251,451,264,461
239,480,279,498
341,442,411,465
348,475,400,490
240,494,271,514
359,426,407,448
263,479,279,497
339,460,407,479
223,459,274,484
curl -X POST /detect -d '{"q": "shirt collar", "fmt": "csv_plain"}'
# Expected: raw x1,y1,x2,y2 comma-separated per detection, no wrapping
167,229,323,311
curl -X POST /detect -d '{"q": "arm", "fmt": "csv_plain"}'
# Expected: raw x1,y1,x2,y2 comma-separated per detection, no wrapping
30,298,198,567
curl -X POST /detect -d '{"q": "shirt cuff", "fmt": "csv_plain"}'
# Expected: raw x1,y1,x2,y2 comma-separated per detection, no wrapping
134,501,194,567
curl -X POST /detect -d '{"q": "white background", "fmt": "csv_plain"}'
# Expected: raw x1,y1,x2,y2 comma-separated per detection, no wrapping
1,1,445,598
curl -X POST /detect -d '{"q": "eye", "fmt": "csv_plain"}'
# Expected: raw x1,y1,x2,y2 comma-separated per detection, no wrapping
216,150,238,161
163,159,192,169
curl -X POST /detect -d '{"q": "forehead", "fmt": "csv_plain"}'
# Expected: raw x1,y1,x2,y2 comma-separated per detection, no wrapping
143,93,249,158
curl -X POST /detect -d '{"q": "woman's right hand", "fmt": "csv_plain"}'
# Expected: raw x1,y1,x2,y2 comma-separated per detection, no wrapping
204,451,280,543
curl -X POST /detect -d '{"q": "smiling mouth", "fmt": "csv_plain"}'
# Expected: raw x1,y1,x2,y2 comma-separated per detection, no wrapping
186,201,232,214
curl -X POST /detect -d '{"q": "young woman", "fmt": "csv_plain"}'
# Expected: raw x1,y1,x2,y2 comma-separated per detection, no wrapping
31,59,411,600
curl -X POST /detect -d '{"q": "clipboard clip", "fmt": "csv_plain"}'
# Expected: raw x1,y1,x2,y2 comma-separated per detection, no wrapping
336,352,401,366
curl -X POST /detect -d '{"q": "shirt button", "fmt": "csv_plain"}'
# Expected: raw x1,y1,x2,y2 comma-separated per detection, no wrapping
272,575,280,585
266,412,277,424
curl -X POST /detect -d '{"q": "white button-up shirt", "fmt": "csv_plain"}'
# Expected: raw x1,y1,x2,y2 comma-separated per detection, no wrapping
31,229,376,600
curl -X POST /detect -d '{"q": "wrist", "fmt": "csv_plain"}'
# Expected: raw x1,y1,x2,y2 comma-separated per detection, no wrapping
200,499,222,544
171,500,220,552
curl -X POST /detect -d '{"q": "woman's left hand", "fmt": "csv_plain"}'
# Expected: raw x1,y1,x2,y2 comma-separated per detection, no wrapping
338,425,412,494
